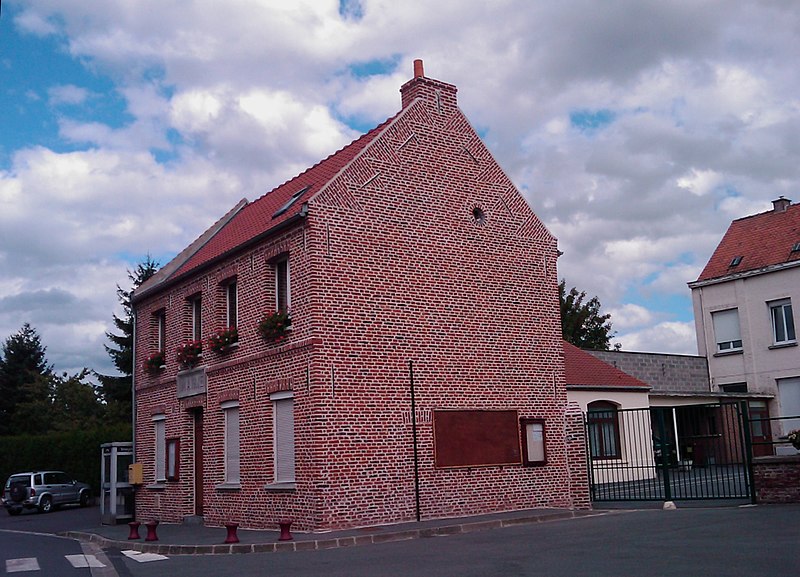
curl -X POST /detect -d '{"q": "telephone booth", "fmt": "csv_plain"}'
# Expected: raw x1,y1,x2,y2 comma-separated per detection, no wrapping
100,442,134,524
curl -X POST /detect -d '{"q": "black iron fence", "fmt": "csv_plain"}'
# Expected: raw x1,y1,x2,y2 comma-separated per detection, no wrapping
746,413,800,455
587,402,755,502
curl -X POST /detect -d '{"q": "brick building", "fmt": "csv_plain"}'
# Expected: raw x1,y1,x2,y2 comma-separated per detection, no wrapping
131,61,589,532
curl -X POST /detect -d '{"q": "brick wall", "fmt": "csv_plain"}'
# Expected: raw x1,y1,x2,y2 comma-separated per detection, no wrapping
753,455,800,503
132,73,588,531
587,350,710,394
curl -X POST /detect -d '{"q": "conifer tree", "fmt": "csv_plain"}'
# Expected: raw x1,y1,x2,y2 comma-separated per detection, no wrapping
0,323,54,435
97,256,159,422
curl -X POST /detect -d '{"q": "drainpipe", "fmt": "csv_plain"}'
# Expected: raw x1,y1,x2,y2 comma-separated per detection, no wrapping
410,360,421,522
131,311,137,458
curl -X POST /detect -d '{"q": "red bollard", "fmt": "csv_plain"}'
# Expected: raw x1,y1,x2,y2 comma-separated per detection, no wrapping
224,522,240,544
278,519,293,541
127,521,141,540
145,520,159,542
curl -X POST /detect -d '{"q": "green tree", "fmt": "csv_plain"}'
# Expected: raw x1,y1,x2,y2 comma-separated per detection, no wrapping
559,279,614,350
51,369,106,432
96,256,159,423
0,324,54,435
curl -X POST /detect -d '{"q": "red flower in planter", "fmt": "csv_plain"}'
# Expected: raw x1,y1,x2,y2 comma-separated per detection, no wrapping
144,351,165,374
176,339,203,368
258,310,291,343
209,326,239,353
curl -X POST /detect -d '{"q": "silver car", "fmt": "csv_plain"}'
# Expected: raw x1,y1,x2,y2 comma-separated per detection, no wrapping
2,471,91,515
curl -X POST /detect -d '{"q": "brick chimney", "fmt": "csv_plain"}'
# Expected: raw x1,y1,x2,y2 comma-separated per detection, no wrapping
400,59,458,115
772,196,792,212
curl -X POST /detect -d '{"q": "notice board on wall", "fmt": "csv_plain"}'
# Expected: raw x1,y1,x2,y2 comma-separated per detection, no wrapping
433,409,521,468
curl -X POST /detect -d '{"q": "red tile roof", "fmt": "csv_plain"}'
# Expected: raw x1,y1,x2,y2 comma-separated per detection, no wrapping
563,341,650,390
695,201,800,283
170,114,398,280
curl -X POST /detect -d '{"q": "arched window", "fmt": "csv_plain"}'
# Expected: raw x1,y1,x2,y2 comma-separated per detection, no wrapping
587,401,621,459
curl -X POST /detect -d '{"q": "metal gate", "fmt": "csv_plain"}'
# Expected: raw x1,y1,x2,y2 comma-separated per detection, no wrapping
586,402,755,502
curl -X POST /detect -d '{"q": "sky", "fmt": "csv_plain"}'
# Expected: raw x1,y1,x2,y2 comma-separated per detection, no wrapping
1,0,799,378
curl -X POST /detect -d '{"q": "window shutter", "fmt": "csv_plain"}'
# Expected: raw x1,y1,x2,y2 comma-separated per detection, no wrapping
712,309,741,344
226,407,240,483
154,419,166,481
274,398,295,483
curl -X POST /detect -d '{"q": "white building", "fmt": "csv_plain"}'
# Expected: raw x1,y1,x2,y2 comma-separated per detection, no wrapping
689,197,800,452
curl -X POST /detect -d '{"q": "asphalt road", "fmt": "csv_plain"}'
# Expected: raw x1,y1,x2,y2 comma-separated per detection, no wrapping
0,502,101,534
111,505,799,577
3,503,799,577
1,531,96,576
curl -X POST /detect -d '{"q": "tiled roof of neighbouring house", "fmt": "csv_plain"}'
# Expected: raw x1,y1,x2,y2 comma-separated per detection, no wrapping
563,341,651,390
694,198,800,283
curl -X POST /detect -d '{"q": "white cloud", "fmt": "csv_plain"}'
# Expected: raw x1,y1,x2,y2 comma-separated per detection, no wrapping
614,322,698,356
607,304,655,332
4,0,800,372
48,84,91,106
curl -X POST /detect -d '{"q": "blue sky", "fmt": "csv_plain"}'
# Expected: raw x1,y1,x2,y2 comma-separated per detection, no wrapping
2,0,800,377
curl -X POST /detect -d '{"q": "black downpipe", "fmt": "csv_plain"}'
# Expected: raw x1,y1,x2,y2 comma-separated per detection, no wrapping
410,360,421,522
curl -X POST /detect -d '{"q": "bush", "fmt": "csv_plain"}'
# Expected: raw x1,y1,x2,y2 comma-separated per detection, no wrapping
0,423,132,494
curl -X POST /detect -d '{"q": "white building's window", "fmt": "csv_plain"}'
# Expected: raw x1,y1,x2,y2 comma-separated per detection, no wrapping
271,391,295,484
222,401,240,485
770,299,796,344
153,414,166,482
712,309,742,352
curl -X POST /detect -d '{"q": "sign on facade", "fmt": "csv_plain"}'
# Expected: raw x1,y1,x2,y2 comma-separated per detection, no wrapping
176,367,207,398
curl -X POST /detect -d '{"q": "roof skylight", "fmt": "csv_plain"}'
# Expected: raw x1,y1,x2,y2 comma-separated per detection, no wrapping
272,186,310,219
729,256,743,267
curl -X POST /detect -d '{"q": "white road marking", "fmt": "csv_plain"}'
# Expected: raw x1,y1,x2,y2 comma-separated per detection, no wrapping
5,557,40,573
121,550,169,562
65,554,106,568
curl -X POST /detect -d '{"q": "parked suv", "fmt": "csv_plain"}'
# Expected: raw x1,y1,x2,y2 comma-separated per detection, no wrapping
2,471,91,515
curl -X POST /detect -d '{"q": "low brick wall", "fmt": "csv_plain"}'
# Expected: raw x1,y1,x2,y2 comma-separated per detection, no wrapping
753,454,800,503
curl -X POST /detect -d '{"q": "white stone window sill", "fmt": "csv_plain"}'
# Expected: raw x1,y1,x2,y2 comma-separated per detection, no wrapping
146,482,166,490
768,341,797,350
264,482,295,492
713,349,743,357
215,482,241,491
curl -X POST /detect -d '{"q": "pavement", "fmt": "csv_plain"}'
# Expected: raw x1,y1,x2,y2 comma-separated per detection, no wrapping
60,507,606,555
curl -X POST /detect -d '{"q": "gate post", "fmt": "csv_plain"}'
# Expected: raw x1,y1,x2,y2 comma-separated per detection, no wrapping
739,401,757,504
656,408,672,502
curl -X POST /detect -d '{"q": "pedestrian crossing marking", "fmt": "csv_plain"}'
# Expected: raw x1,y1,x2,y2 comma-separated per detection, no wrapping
5,557,40,573
65,554,106,568
122,550,169,562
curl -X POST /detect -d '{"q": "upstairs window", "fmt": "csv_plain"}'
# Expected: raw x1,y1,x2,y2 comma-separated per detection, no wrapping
225,281,238,328
770,299,796,344
190,295,202,341
155,310,166,353
711,308,742,352
275,259,290,313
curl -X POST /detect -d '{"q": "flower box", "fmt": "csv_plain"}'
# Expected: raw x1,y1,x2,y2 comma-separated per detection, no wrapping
788,429,800,451
144,351,166,374
176,339,203,369
258,310,292,343
209,326,239,353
